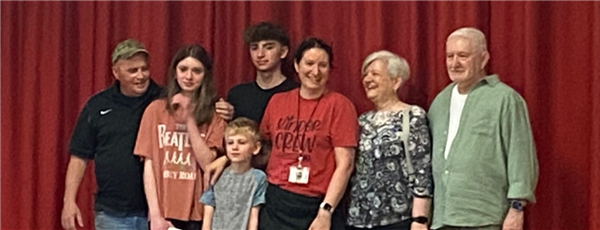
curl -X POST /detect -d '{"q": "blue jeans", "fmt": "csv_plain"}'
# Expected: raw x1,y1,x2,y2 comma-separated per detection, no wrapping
95,211,148,230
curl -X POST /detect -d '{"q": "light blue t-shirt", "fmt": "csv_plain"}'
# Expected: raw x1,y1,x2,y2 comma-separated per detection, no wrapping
200,167,267,230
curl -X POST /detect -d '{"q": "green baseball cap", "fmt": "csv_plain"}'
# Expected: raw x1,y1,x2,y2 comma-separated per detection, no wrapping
111,39,149,64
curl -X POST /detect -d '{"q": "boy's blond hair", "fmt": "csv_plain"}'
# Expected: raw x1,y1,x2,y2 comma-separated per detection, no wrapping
225,117,261,142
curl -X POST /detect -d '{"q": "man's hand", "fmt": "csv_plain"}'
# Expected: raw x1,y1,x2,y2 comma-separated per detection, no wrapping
61,201,83,230
411,222,429,230
308,209,331,230
215,98,234,121
502,208,524,230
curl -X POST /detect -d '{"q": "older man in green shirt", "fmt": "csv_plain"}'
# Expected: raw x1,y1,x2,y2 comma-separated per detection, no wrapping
428,27,539,230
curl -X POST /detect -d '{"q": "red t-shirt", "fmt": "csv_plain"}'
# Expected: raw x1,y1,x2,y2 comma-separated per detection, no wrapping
261,88,358,197
134,99,225,221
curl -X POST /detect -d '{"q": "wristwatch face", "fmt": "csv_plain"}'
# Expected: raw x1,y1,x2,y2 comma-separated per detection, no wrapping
320,202,333,212
511,201,525,211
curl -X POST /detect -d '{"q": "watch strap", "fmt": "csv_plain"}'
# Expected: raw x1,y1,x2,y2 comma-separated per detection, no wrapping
412,216,429,224
319,202,334,213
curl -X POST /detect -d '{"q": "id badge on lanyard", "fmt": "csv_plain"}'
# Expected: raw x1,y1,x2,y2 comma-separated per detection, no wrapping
288,154,310,184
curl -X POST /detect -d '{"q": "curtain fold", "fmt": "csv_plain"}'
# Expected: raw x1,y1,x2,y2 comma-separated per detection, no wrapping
2,1,599,229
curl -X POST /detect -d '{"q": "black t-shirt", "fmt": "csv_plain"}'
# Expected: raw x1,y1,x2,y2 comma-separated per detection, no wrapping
227,77,298,123
68,80,162,216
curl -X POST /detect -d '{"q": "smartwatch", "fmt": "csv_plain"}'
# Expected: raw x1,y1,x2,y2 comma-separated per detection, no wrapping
412,216,429,224
319,202,334,213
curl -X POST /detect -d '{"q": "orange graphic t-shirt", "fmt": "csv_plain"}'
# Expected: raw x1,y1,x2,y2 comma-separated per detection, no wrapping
134,99,225,221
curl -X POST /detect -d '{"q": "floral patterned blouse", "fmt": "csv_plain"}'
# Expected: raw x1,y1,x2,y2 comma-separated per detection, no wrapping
347,106,433,228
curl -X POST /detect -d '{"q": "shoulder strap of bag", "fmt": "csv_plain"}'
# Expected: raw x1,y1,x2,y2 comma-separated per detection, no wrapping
401,106,416,184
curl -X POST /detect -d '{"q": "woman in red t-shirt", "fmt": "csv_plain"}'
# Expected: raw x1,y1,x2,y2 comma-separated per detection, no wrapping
134,44,225,230
257,37,358,230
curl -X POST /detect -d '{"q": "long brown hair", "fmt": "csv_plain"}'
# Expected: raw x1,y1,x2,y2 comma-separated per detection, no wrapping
163,44,217,126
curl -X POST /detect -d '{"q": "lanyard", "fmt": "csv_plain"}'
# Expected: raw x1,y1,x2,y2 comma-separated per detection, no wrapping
296,90,323,160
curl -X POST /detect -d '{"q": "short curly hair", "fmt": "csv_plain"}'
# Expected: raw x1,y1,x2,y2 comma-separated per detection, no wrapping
243,21,290,47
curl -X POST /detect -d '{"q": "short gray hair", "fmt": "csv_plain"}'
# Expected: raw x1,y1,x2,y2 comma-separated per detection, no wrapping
447,27,488,52
361,50,410,81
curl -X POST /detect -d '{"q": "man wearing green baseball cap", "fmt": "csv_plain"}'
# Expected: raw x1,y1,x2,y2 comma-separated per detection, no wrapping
61,39,162,230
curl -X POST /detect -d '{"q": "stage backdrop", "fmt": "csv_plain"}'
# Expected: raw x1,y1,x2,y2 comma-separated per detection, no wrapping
2,1,599,230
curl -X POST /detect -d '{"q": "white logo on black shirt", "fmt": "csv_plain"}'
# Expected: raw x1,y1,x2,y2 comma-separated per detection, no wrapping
100,109,112,115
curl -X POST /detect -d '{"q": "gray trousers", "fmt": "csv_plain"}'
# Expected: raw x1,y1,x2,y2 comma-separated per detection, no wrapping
437,225,501,230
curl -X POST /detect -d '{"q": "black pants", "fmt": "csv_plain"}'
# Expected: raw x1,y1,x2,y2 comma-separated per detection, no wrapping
259,183,345,230
346,219,412,230
149,219,202,230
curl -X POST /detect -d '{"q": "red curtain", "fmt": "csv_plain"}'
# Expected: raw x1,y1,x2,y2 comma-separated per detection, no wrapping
2,1,599,230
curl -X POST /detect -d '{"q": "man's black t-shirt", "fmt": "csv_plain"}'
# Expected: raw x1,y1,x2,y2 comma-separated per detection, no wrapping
227,77,298,123
68,80,161,216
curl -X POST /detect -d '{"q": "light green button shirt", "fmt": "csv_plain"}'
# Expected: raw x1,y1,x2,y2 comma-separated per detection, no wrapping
428,75,539,229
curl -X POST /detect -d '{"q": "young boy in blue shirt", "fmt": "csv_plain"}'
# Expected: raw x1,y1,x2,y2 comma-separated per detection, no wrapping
200,117,267,230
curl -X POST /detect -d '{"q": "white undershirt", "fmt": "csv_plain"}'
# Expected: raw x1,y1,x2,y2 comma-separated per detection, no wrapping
444,85,468,159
